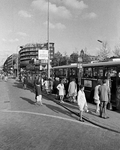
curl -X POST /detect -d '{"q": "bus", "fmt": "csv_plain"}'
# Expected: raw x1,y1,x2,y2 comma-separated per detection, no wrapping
52,61,120,111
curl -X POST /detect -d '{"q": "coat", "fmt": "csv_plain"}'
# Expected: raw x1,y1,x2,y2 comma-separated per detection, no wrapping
98,84,110,102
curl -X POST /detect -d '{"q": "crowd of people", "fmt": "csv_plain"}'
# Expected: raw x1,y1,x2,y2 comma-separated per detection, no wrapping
20,73,111,121
0,72,8,82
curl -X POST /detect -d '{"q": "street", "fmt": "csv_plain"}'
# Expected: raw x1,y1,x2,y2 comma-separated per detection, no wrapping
0,79,120,150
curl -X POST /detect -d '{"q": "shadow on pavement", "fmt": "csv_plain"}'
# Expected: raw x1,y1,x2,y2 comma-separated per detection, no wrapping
43,103,78,120
20,97,36,105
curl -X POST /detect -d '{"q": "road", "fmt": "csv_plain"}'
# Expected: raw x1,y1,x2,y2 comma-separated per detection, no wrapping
0,79,120,150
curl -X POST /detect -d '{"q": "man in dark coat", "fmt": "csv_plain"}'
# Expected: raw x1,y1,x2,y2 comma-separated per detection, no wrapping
34,75,42,105
98,79,110,119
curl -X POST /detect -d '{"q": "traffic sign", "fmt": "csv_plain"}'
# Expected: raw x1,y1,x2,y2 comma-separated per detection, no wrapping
38,50,48,60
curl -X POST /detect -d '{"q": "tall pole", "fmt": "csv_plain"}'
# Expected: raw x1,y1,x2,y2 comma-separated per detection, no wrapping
47,0,50,78
17,47,19,79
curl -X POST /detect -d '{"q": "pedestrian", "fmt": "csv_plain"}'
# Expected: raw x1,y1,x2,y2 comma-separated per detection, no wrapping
98,79,110,119
4,74,8,82
57,79,65,103
94,79,102,113
34,75,43,106
23,75,27,89
77,85,89,122
43,78,49,94
53,77,60,99
68,78,77,103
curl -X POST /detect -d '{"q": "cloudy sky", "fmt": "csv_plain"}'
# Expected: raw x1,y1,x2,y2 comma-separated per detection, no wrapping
0,0,120,66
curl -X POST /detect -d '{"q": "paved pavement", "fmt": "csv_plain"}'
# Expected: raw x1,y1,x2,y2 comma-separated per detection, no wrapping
1,79,120,134
42,92,120,134
0,80,11,110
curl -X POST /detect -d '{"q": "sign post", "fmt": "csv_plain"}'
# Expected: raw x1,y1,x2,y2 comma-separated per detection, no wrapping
77,57,82,85
77,50,84,85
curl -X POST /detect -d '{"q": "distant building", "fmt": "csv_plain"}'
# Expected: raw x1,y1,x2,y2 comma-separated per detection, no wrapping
3,54,18,73
19,43,55,68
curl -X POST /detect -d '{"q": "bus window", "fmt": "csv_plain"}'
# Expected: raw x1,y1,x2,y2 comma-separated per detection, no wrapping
105,67,117,78
71,68,76,76
98,68,103,78
55,70,59,76
59,69,63,76
69,68,72,76
83,67,92,78
93,67,97,78
63,68,68,77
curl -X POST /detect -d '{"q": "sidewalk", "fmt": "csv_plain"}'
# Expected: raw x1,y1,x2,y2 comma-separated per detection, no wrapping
0,81,11,110
42,92,120,133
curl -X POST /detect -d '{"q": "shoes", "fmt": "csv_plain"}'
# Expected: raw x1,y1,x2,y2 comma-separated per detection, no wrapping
103,116,109,119
60,101,64,103
79,119,84,122
96,110,99,113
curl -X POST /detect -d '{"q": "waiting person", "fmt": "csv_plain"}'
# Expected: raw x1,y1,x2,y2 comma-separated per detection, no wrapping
68,78,77,103
43,78,50,94
94,79,102,113
4,74,8,82
53,77,60,99
98,79,110,119
23,75,27,89
34,75,43,106
77,85,89,122
57,79,65,103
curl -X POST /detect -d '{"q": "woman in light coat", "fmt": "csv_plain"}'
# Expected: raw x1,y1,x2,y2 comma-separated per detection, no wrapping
57,79,65,103
77,85,88,122
68,78,77,103
94,79,102,113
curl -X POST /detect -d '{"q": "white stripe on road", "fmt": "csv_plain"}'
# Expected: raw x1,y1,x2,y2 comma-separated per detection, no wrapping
1,109,97,128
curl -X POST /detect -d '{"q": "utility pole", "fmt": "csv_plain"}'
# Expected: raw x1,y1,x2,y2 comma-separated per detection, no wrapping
47,0,50,78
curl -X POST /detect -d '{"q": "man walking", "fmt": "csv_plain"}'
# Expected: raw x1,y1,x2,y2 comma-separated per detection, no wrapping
98,79,110,119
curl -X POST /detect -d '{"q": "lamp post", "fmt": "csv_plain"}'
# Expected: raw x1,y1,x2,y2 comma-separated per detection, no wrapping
47,0,50,78
77,50,84,85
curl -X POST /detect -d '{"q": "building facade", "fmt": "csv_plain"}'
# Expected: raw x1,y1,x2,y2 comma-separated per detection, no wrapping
19,43,54,68
3,54,18,74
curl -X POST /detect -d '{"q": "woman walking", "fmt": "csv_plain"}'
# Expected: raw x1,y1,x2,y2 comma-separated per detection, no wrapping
34,75,43,106
94,79,102,113
77,85,88,122
57,79,65,103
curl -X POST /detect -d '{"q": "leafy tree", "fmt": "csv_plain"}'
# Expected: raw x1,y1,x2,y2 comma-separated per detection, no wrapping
82,54,91,63
97,41,110,61
70,52,78,63
113,45,120,57
51,51,62,67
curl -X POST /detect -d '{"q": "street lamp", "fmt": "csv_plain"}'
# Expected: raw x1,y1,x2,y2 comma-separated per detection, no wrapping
77,50,84,85
97,40,103,43
47,0,50,78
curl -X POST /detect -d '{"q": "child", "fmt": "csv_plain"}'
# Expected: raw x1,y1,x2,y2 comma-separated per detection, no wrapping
77,85,89,122
57,79,65,103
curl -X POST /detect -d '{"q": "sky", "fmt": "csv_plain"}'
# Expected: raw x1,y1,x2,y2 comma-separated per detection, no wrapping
0,0,120,66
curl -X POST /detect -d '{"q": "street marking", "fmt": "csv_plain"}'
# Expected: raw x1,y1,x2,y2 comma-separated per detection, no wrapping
0,109,97,128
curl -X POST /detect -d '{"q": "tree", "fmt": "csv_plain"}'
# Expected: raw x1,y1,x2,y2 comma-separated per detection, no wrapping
97,41,110,61
70,52,78,63
51,51,62,67
113,45,120,57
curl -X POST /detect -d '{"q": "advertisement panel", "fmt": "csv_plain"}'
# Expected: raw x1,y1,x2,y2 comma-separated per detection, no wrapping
38,50,48,60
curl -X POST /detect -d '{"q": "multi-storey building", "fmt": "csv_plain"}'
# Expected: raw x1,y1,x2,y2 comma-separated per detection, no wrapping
3,54,18,73
19,43,54,68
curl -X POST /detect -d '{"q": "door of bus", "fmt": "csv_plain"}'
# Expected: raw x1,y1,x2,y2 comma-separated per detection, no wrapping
115,69,120,110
